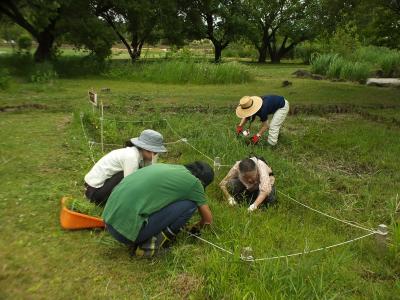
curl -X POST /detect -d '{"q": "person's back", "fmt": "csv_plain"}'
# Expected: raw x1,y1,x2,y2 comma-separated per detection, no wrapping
103,163,206,242
84,147,139,188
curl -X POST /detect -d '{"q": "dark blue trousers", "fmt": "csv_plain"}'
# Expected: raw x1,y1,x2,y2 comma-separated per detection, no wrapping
106,200,197,245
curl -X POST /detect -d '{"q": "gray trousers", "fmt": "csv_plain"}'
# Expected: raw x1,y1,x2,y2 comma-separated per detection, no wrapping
226,178,277,208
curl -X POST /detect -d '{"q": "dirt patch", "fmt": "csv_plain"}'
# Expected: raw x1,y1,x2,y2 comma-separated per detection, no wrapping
171,273,203,300
0,103,48,113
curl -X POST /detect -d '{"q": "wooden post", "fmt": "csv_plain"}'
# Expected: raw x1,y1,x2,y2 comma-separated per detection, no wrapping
214,157,221,171
100,100,104,153
375,224,388,250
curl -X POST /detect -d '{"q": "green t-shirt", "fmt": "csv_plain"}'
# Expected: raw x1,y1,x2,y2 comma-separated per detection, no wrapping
102,163,206,242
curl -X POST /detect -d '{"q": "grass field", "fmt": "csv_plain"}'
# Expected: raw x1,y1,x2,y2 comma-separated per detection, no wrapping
0,54,399,299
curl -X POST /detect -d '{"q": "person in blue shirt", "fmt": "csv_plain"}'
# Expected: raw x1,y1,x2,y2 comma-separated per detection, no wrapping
235,95,290,145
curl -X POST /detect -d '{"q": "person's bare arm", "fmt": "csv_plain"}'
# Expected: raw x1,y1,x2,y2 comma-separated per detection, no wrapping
198,204,212,226
248,191,268,211
239,117,248,127
219,164,239,205
257,120,269,136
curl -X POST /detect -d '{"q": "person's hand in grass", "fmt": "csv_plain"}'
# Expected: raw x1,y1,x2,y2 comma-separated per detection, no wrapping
248,203,258,212
228,196,237,206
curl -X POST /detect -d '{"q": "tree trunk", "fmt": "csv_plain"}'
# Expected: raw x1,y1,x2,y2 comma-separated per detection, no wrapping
130,38,145,62
33,30,55,62
270,53,281,64
257,43,268,63
214,43,222,63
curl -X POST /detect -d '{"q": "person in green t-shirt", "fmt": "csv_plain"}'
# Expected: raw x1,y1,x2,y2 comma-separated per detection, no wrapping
102,161,214,257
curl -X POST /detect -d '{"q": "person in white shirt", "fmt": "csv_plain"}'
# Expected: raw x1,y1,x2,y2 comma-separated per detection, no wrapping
84,129,167,206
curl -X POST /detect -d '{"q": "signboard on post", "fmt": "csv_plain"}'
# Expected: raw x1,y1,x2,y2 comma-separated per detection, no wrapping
88,90,98,106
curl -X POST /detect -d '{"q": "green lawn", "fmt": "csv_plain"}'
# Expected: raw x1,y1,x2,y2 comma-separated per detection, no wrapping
1,57,399,299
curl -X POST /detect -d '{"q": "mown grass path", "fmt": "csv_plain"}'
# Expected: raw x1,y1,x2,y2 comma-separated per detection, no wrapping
0,112,178,299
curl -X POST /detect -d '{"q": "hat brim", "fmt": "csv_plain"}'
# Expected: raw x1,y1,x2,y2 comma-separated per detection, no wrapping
131,138,167,153
236,96,263,118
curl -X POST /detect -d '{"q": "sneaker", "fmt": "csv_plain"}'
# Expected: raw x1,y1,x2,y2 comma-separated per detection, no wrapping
135,227,176,258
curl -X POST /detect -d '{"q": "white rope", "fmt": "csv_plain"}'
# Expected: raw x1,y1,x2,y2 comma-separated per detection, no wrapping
278,190,376,234
187,231,375,262
101,117,157,123
88,138,186,147
163,118,215,163
81,107,380,261
187,232,234,255
251,232,375,262
80,112,96,164
1,156,14,165
164,138,188,145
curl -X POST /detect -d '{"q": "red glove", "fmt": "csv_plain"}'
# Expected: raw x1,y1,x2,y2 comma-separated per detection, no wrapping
236,125,243,135
251,134,260,144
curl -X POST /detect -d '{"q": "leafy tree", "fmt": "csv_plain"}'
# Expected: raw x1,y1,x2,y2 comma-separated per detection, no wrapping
0,0,115,62
352,0,400,48
0,0,63,61
241,0,355,63
61,1,116,60
93,0,184,62
180,0,244,62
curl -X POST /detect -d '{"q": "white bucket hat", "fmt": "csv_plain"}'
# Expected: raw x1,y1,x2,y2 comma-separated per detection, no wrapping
130,129,167,153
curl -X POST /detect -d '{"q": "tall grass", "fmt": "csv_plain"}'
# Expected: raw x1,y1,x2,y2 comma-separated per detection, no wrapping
339,61,371,82
105,60,254,84
310,54,339,76
380,52,400,77
311,47,400,82
326,55,345,79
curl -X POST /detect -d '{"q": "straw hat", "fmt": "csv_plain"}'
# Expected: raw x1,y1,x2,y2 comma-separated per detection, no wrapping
235,96,263,118
130,129,167,153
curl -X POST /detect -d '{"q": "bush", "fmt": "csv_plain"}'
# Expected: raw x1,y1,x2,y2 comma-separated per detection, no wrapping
17,35,33,53
30,62,58,83
0,54,35,77
0,69,11,90
295,42,321,64
105,60,254,84
223,43,257,59
53,55,109,77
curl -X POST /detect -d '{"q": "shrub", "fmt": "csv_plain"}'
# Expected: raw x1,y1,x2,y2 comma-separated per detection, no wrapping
0,54,35,77
0,69,11,90
223,43,257,59
30,62,59,83
53,55,109,77
295,42,321,64
17,35,33,53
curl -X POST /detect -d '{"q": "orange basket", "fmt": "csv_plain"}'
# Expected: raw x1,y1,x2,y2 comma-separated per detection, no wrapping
60,196,105,230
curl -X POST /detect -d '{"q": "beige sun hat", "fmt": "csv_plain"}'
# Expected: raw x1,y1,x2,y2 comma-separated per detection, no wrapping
235,96,263,118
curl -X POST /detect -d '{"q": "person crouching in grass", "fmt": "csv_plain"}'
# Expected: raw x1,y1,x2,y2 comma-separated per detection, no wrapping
102,161,214,257
219,157,276,212
84,129,167,206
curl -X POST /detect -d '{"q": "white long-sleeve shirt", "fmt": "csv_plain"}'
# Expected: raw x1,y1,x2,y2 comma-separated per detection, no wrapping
84,147,143,188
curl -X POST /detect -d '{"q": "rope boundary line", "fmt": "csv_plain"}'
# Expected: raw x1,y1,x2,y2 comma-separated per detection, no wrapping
79,111,382,262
